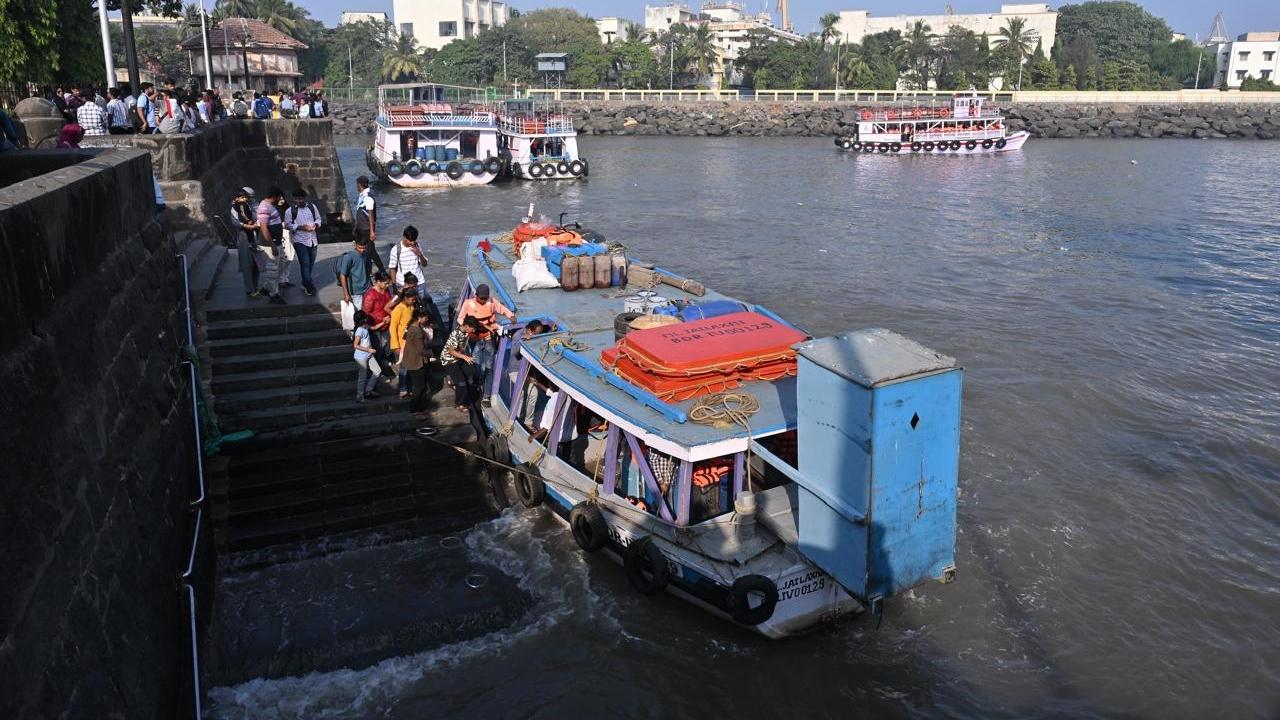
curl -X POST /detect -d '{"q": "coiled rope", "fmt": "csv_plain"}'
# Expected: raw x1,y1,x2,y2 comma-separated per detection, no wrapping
688,392,760,430
541,334,590,365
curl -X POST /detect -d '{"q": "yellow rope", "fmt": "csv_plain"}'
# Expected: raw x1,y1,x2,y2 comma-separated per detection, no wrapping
688,392,760,429
541,334,590,366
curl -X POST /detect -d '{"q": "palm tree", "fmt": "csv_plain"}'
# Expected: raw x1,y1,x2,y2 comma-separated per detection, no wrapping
685,23,717,80
253,0,302,35
843,55,875,88
382,33,422,81
893,20,933,89
819,12,841,47
212,0,255,20
993,17,1036,89
623,21,644,42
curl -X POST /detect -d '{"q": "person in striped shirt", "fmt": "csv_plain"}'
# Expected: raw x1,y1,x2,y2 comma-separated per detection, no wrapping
76,91,107,136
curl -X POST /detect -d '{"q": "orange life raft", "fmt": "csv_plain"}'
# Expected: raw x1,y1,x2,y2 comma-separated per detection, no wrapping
513,222,582,255
601,311,808,401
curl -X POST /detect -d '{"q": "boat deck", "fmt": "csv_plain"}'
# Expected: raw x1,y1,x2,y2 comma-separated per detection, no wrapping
466,234,802,458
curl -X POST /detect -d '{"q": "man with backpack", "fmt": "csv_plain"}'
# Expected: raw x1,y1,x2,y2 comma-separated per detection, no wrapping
231,92,250,119
252,91,273,120
387,225,427,289
284,188,323,296
136,82,158,133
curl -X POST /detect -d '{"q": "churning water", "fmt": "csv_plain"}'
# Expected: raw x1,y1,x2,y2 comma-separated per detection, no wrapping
206,136,1280,719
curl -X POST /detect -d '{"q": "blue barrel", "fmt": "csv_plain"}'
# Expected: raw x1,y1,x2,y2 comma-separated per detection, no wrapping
415,147,427,161
679,300,748,322
446,148,459,161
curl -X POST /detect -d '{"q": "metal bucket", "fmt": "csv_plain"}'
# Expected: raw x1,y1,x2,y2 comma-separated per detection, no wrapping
624,296,647,313
645,295,669,312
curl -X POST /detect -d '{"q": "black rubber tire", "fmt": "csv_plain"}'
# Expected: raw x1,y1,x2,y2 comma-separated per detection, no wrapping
965,140,977,150
570,503,609,553
405,160,422,177
834,136,844,146
529,163,545,178
851,141,862,151
446,161,464,180
862,144,874,153
387,161,403,177
468,159,485,175
614,311,644,340
556,161,570,175
581,159,589,177
877,143,889,153
512,162,522,177
514,463,545,508
910,142,922,151
569,159,585,176
624,537,671,596
485,158,502,174
729,575,779,626
485,434,513,507
982,139,994,149
995,138,1007,149
890,142,902,152
839,139,851,150
542,163,557,177
923,141,934,151
951,140,962,150
425,161,439,174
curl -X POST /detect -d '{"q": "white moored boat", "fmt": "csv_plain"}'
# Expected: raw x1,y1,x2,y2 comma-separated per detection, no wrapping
366,83,503,188
835,90,1029,155
497,100,589,181
452,216,963,637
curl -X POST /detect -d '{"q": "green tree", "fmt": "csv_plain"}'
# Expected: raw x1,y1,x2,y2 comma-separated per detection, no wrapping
842,55,876,88
1056,33,1099,89
1060,63,1077,89
1116,58,1143,90
1240,76,1280,91
611,38,660,88
213,0,254,20
685,22,717,80
251,0,304,35
1150,39,1214,88
1101,61,1120,90
382,32,421,81
323,20,392,90
935,26,982,90
893,20,933,89
1056,2,1171,66
993,16,1037,88
818,12,840,47
974,32,992,89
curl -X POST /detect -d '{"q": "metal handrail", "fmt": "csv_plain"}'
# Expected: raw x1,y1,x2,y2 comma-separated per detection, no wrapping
175,251,206,720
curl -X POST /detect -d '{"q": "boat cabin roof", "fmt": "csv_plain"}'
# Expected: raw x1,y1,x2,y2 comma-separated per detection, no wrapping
466,234,800,461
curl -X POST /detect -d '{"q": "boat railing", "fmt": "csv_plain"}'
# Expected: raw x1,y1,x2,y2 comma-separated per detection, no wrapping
859,107,1003,122
378,112,497,129
912,128,1005,141
499,116,576,135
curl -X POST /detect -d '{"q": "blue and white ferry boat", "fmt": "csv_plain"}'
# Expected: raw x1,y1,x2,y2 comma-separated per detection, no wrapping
460,225,962,637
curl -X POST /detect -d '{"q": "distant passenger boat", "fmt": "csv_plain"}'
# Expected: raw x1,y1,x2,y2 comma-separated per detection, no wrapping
365,82,503,188
834,90,1029,155
496,99,589,181
455,217,962,637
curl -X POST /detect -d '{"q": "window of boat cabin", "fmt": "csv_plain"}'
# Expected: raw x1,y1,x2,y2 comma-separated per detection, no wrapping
749,430,797,494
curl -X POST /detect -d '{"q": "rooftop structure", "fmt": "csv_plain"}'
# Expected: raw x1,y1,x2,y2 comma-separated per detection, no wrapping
392,0,507,50
178,17,308,91
1208,32,1280,88
645,3,698,32
835,3,1057,50
595,16,630,44
340,11,387,25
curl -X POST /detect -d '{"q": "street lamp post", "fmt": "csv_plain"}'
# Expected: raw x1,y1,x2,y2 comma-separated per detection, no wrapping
1016,56,1026,90
669,35,675,90
198,0,213,89
96,0,116,88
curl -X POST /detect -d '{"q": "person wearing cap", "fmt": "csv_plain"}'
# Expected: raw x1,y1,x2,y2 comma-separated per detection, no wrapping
455,284,515,406
230,187,261,296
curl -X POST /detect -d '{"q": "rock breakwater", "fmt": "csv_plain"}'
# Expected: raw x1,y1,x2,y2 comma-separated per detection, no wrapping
327,100,1280,139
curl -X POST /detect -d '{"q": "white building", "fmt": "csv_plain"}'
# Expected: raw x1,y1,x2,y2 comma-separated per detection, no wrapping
596,16,629,44
1210,32,1280,88
392,0,508,50
645,3,697,33
835,3,1057,49
340,11,387,25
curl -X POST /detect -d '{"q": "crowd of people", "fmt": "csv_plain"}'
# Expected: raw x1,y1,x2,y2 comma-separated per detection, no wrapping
36,80,331,148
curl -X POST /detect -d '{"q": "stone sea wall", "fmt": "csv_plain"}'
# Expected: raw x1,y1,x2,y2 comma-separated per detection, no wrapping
0,148,196,719
327,100,1280,139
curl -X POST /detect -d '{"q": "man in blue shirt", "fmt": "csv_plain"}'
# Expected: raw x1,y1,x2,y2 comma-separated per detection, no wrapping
336,236,375,331
252,91,273,119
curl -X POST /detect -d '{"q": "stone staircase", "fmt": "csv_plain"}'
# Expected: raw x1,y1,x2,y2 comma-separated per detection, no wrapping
183,235,495,558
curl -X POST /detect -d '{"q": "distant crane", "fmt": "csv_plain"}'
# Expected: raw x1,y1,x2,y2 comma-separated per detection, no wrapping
1206,11,1228,45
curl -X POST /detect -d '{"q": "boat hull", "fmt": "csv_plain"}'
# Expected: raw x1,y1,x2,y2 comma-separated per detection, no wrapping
838,130,1029,155
366,147,499,187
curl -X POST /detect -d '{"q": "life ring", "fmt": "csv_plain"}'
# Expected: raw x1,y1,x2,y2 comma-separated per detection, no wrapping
468,159,485,175
569,159,585,176
386,161,404,177
513,463,545,507
965,140,977,150
995,138,1007,149
910,141,922,151
512,162,522,177
529,163,544,178
922,141,934,151
446,161,464,180
484,157,502,174
623,537,671,596
877,143,889,153
890,142,902,152
556,161,570,175
425,161,439,174
570,503,609,553
405,159,422,177
729,575,779,626
982,138,994,149
950,140,962,150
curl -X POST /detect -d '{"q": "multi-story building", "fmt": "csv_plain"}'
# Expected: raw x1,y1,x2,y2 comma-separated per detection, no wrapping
340,11,388,25
596,16,630,44
645,3,697,33
644,2,801,88
1209,32,1280,88
835,3,1057,49
392,0,508,50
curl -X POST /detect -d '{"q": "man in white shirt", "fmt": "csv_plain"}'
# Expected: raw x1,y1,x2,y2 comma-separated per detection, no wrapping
283,188,323,296
387,225,427,289
75,91,107,136
105,88,132,134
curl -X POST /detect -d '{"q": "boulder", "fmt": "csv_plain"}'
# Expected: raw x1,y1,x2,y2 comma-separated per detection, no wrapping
14,97,57,119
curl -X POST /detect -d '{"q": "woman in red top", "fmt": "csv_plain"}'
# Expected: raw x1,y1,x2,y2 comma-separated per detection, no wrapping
362,272,394,377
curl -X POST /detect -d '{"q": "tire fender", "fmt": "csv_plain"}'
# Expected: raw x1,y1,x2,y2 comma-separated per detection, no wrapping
729,575,779,626
570,502,609,553
624,537,671,596
514,462,545,507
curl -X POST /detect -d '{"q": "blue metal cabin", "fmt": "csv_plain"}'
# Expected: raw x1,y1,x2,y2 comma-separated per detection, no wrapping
791,331,961,603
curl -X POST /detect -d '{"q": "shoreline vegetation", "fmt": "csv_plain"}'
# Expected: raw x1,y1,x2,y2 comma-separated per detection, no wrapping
324,101,1280,140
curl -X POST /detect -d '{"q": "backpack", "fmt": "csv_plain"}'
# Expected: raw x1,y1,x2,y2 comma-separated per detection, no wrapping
289,203,319,226
253,97,270,119
232,99,249,118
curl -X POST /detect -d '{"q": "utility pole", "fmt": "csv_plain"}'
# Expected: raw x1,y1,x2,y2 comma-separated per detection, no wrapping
120,1,141,92
503,36,508,83
240,21,252,90
348,46,354,99
96,0,116,88
1194,51,1203,89
669,34,675,90
223,23,231,86
834,34,842,91
198,0,213,89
